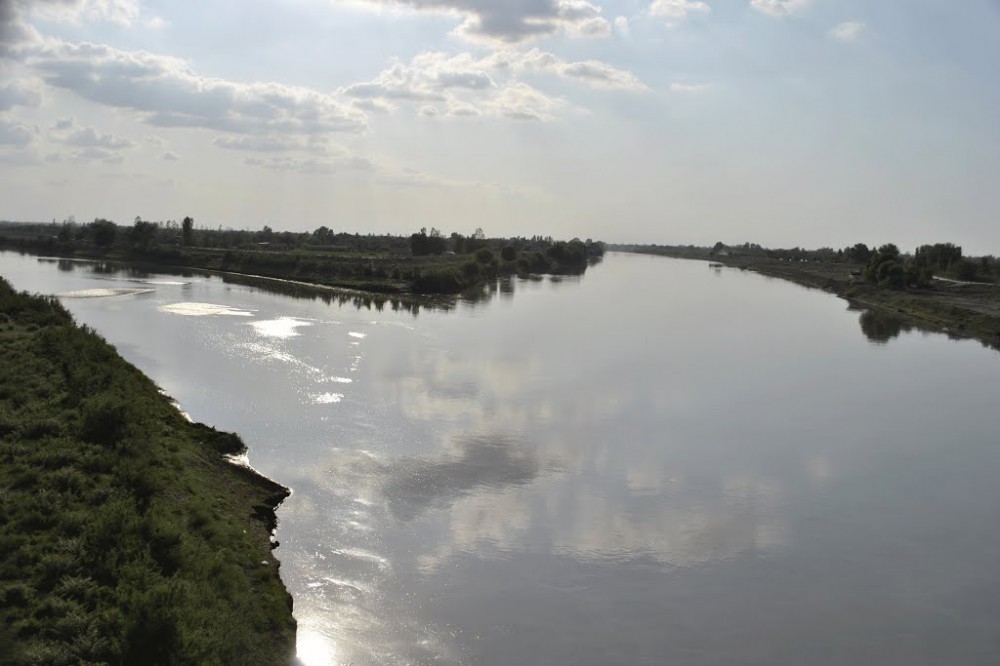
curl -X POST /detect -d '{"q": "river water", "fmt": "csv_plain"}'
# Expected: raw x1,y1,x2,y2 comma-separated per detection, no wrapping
2,250,999,665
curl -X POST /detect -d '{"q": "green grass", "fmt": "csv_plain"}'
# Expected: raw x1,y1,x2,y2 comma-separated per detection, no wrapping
0,277,295,665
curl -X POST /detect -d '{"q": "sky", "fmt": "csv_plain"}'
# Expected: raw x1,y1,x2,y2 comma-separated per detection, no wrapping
0,0,998,252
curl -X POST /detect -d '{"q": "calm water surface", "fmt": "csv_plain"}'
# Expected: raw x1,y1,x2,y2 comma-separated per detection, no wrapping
2,251,1000,665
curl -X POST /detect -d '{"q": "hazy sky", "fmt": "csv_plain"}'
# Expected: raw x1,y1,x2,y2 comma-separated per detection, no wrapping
1,0,998,251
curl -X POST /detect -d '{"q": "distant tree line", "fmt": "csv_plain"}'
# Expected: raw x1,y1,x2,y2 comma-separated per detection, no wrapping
0,218,605,295
616,240,998,289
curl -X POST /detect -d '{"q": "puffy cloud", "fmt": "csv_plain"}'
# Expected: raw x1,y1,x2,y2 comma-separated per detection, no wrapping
212,134,337,153
350,98,392,113
489,81,563,121
649,0,710,18
343,0,610,44
45,117,136,162
3,1,137,59
68,146,123,163
829,21,863,42
60,125,134,149
613,15,630,35
340,48,646,119
342,49,649,121
446,101,481,117
750,0,809,17
340,53,495,101
572,16,612,38
557,59,649,91
27,40,367,136
0,79,42,110
0,116,35,146
26,0,139,26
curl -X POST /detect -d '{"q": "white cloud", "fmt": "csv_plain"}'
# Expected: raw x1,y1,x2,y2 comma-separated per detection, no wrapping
0,116,35,146
340,53,494,102
212,135,339,154
342,0,611,44
144,16,169,30
669,82,709,93
489,81,563,121
829,21,863,42
557,59,649,91
446,101,481,117
750,0,809,17
338,49,645,123
350,98,392,113
614,16,630,36
340,48,647,118
68,146,124,163
244,154,375,175
27,40,368,137
572,16,612,38
0,79,42,111
27,0,139,26
649,0,710,18
60,125,134,149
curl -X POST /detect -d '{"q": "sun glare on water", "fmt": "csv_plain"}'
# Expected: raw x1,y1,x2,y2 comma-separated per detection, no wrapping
296,628,340,666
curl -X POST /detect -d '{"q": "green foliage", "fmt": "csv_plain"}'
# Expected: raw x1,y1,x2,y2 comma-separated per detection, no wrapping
0,220,606,295
87,219,117,248
181,216,194,246
0,277,295,665
410,228,448,256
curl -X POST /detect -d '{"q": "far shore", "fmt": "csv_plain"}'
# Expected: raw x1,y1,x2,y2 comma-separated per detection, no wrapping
626,249,1000,350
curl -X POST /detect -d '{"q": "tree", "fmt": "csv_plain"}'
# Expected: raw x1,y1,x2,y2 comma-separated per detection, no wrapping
89,218,118,248
844,243,871,264
410,228,447,256
130,218,158,252
182,216,194,246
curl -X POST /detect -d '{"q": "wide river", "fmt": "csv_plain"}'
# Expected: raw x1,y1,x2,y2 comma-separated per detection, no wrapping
2,250,1000,665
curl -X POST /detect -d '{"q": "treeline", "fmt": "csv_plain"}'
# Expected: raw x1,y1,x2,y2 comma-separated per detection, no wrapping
0,219,605,295
618,241,999,288
0,278,295,663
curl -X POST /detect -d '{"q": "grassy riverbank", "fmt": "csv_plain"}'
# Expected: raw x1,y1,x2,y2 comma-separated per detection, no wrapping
618,246,1000,349
724,258,1000,347
0,221,604,296
0,278,295,664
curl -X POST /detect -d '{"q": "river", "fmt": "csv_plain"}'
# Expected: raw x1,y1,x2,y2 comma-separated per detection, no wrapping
2,250,999,665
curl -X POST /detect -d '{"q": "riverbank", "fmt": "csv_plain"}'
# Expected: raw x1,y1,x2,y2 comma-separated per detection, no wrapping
0,223,603,296
713,256,1000,349
0,277,295,663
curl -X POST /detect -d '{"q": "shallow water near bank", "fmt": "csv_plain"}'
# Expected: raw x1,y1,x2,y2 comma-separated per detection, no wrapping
3,250,1000,665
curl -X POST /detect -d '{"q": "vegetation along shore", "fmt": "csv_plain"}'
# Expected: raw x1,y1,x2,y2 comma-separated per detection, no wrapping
0,219,605,296
615,241,1000,349
0,278,295,664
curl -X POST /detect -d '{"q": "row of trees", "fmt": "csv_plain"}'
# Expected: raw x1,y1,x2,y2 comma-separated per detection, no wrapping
629,241,997,290
0,218,606,294
56,216,195,250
